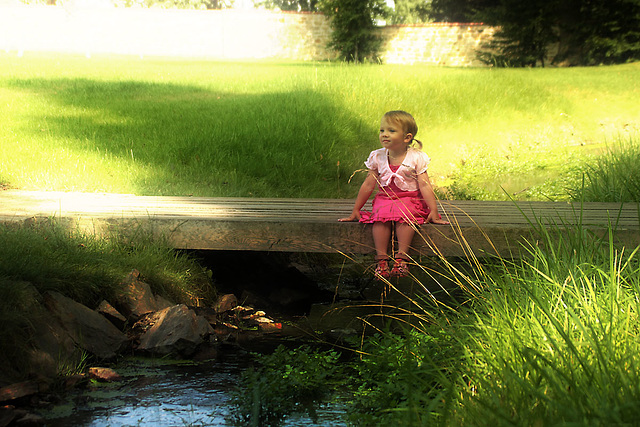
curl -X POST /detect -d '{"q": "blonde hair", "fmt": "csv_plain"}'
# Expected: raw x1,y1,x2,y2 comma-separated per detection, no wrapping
382,110,422,148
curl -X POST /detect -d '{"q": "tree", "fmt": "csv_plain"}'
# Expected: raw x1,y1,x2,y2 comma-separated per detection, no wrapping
478,0,559,66
386,0,433,24
558,0,640,65
254,0,319,11
319,0,387,62
118,0,232,9
433,0,640,66
430,0,498,22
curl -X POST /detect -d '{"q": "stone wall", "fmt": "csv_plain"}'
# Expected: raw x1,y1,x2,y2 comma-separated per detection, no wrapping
0,4,494,66
379,23,496,67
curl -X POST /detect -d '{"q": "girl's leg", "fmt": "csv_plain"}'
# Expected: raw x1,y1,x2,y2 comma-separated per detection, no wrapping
394,222,416,259
391,222,415,277
372,221,392,257
372,221,393,279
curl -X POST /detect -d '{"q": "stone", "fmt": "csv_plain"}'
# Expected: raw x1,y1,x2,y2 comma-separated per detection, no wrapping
155,295,175,311
137,304,214,357
11,410,45,426
213,294,238,313
26,310,83,380
192,306,217,325
116,269,159,319
63,374,86,390
88,367,121,382
43,291,129,360
96,300,127,330
258,323,283,333
0,381,38,403
0,406,16,427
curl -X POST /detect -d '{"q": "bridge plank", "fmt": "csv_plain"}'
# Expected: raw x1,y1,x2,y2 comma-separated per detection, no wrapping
1,191,638,257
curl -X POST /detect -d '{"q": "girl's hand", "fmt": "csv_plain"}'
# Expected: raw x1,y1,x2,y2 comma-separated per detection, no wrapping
427,211,449,225
339,211,361,222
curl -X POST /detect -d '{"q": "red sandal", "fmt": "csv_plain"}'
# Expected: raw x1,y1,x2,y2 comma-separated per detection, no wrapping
390,257,410,277
374,256,391,280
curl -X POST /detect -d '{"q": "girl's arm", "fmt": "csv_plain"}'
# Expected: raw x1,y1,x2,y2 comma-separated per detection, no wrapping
338,170,378,222
417,171,449,225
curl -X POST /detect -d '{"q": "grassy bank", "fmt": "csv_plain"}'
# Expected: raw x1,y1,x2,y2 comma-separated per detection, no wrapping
0,220,215,381
1,52,638,200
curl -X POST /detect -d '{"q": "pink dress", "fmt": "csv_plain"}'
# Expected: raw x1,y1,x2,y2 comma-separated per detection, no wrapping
359,164,432,224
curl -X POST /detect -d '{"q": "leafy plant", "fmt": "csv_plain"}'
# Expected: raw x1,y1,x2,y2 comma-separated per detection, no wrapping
232,344,342,426
346,327,459,426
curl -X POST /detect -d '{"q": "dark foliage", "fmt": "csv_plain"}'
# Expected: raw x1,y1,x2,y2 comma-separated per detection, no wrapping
431,0,640,66
319,0,387,62
386,0,433,24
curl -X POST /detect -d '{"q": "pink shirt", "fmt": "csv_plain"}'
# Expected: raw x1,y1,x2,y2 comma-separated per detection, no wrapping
364,147,431,192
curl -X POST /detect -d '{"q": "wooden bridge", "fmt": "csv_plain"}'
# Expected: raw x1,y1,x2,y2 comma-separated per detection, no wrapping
1,190,638,258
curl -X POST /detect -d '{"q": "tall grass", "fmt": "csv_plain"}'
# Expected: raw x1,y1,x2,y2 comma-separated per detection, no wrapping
340,216,640,425
569,136,640,202
1,52,638,199
446,237,640,424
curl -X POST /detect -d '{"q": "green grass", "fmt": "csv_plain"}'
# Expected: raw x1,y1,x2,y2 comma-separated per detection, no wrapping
1,52,639,200
569,136,640,202
289,219,640,425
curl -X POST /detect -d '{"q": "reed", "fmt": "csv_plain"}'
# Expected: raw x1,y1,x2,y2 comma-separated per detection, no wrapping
345,212,640,425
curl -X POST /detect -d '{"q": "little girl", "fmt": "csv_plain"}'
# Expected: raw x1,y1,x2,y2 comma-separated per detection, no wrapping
339,110,448,279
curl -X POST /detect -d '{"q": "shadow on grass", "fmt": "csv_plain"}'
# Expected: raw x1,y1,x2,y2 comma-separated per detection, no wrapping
6,76,374,197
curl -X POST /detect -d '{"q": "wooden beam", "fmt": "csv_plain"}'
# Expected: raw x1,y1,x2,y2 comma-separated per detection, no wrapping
1,191,638,257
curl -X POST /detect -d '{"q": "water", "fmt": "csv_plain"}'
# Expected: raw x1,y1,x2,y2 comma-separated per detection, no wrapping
38,344,347,426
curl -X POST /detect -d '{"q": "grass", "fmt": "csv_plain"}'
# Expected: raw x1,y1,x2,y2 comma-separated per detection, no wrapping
441,228,640,424
569,136,640,202
2,52,640,421
1,52,639,200
240,217,640,425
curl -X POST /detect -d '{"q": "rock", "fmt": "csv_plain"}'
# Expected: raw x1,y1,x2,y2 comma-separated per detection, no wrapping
258,323,283,333
116,269,159,319
12,410,45,426
26,310,83,380
0,406,16,427
88,367,121,382
192,306,217,324
213,294,238,313
155,295,175,311
0,381,38,403
137,304,214,357
191,345,218,362
96,300,127,330
63,374,86,390
43,291,129,360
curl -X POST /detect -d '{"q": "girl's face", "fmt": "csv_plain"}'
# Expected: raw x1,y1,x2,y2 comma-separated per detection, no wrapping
379,117,412,151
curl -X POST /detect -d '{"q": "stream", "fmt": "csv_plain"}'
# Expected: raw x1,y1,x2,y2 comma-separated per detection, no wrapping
38,343,348,426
